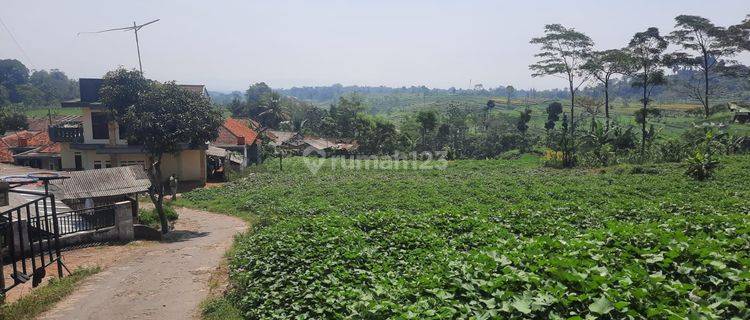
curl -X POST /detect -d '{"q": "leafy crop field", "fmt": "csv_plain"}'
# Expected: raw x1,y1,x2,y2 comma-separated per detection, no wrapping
181,156,750,319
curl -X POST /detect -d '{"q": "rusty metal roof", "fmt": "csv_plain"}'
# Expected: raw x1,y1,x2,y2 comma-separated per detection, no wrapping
50,166,151,200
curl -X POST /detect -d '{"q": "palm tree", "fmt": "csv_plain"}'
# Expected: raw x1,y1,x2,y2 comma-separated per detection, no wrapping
256,92,290,129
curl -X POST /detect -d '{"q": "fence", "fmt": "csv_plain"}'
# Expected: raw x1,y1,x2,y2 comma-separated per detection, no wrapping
1,191,64,293
44,205,116,236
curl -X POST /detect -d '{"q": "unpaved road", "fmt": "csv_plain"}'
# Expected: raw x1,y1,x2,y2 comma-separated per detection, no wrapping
39,208,247,320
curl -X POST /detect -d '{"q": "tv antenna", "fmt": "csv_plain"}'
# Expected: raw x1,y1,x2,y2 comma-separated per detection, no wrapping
78,19,160,73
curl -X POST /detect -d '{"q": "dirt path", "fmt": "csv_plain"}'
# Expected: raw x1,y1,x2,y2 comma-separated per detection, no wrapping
38,208,247,320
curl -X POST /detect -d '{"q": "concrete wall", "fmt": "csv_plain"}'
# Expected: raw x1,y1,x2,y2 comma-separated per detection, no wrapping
59,144,206,183
8,201,135,257
81,108,127,145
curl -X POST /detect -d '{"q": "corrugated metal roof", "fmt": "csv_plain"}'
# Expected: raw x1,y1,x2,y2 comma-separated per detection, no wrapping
50,166,151,200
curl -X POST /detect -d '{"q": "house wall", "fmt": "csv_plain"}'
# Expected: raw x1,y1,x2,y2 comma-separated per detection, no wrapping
81,108,127,145
60,143,206,184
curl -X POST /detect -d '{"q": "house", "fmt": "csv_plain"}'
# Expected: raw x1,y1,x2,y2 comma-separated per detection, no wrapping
12,142,62,170
49,78,209,189
730,102,750,124
0,140,13,163
266,130,357,155
211,117,260,166
0,130,61,168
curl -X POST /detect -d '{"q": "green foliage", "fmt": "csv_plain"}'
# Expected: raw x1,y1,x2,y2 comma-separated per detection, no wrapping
201,297,243,320
100,68,152,120
685,131,721,180
0,111,28,135
182,156,750,319
0,267,100,320
138,205,179,228
125,82,223,157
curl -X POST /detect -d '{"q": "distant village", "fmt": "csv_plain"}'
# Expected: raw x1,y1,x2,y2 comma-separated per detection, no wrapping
1,78,357,192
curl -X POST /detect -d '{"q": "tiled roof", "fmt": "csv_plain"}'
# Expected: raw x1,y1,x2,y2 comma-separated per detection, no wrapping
50,166,151,200
1,130,51,148
213,118,258,146
13,143,62,159
27,116,82,132
0,140,13,163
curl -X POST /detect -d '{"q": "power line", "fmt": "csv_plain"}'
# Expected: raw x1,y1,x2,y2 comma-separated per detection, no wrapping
0,14,36,69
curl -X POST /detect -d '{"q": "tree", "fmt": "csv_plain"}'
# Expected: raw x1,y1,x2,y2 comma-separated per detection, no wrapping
416,110,438,151
29,69,79,105
0,85,9,107
582,49,633,129
0,110,29,135
486,99,496,110
577,96,604,133
666,15,739,118
505,85,515,106
545,102,563,131
0,59,29,102
530,24,593,166
14,84,45,106
255,92,289,129
123,82,223,233
516,108,532,152
100,68,151,120
245,82,273,109
627,27,668,161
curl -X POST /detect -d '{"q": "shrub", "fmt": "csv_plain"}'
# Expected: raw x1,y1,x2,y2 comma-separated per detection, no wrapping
685,131,720,181
138,205,178,228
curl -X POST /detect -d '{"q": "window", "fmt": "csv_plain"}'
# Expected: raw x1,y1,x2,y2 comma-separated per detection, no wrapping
118,121,128,140
91,112,109,140
105,161,112,168
93,161,102,169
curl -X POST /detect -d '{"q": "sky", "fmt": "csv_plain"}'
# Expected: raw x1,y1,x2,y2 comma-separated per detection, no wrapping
1,0,748,92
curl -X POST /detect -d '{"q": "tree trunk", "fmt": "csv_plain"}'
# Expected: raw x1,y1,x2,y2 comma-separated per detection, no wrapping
148,155,170,234
703,58,710,118
641,72,648,162
604,80,610,131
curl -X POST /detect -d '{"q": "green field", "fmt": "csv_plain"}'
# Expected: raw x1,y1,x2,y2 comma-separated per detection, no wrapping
180,155,750,319
22,108,82,118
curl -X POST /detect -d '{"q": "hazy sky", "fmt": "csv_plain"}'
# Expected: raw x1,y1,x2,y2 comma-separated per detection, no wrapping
1,0,748,92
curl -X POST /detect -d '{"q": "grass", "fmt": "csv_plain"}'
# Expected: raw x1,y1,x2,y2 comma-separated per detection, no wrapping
0,267,100,320
22,107,82,118
180,155,750,319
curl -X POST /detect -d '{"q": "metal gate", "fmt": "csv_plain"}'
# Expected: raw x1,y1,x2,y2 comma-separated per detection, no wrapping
1,176,66,294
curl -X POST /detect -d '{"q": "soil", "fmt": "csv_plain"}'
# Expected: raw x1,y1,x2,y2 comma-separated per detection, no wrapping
36,207,247,320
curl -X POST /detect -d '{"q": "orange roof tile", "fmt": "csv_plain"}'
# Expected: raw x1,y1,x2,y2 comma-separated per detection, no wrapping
0,140,12,163
1,130,51,148
219,118,258,145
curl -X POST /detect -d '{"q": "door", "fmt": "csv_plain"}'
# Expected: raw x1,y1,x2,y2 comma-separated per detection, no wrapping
74,155,83,171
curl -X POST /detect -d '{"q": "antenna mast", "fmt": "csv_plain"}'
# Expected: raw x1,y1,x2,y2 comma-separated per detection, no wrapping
78,19,160,74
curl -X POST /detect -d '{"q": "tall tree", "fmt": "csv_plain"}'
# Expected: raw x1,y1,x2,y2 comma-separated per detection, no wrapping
666,15,739,118
100,68,151,120
123,82,223,233
530,24,593,166
627,27,668,160
582,49,633,129
0,59,30,103
505,85,515,106
256,92,289,129
516,108,532,152
416,110,438,151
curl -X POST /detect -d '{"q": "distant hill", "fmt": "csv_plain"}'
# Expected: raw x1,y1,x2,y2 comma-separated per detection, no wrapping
207,90,244,105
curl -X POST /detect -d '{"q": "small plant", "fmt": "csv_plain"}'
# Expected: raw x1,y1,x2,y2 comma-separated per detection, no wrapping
138,205,179,229
685,130,720,180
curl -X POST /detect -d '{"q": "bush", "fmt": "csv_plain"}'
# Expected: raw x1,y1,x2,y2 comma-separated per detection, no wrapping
685,130,721,181
138,205,179,228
